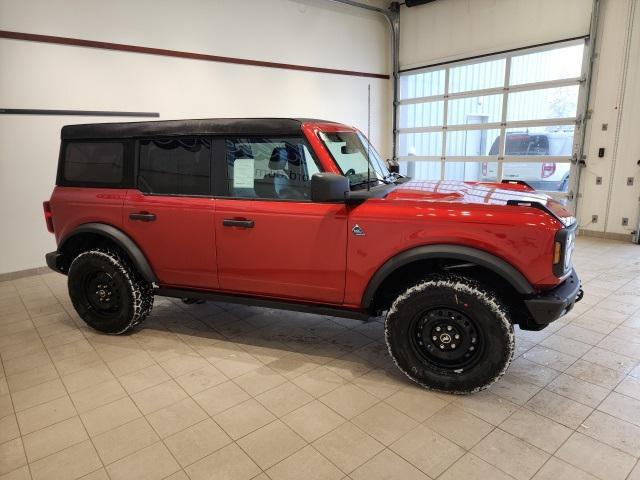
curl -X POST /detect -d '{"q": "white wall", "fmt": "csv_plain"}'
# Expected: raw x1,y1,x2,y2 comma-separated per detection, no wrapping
577,0,640,237
400,0,592,68
399,0,640,240
0,0,391,274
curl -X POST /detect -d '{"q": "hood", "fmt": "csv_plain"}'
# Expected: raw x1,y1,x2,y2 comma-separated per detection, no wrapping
385,180,575,226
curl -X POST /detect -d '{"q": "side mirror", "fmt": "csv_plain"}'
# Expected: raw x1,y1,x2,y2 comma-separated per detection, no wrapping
311,173,350,202
387,159,400,174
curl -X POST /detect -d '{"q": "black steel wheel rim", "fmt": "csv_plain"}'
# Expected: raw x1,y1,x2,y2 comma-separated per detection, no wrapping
83,270,122,318
410,307,483,371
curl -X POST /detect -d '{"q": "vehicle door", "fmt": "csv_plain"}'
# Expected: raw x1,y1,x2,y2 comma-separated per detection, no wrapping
124,136,218,289
213,136,348,304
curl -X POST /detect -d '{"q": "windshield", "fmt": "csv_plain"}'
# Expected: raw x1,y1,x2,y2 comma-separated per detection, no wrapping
319,131,390,188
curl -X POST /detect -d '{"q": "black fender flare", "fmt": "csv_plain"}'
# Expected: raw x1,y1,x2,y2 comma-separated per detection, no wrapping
59,223,158,284
361,244,534,309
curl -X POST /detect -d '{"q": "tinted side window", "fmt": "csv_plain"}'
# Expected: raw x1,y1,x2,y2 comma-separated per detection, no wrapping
527,136,549,155
64,142,124,184
505,136,530,155
138,138,211,195
502,134,551,156
225,137,320,200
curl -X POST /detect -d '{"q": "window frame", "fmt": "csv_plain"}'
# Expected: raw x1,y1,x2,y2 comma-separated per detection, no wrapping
57,139,134,188
134,136,215,198
319,130,390,189
396,38,588,203
217,135,323,202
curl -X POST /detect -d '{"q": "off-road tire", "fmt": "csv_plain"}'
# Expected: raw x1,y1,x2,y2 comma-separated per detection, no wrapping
385,274,514,394
68,248,153,334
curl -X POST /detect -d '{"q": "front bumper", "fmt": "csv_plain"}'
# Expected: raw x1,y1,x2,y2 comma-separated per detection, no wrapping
524,269,582,326
45,251,66,274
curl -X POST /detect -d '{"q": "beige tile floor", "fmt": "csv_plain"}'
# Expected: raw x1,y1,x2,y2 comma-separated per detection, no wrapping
1,236,640,480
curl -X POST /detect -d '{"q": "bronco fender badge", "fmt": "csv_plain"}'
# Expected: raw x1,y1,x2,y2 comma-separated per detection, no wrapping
352,224,365,236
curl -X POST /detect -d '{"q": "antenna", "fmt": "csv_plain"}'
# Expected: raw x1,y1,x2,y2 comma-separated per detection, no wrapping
367,83,371,192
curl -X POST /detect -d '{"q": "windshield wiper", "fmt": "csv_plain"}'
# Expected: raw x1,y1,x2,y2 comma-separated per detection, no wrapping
351,178,382,188
350,178,388,189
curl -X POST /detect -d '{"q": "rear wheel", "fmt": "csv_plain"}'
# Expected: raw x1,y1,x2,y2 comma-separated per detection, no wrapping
68,249,153,334
385,274,514,394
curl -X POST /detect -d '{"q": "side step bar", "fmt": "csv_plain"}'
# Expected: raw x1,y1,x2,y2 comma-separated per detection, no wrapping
155,288,371,321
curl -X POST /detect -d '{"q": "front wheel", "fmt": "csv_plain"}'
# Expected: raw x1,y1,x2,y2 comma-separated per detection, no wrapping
68,249,153,334
385,275,514,394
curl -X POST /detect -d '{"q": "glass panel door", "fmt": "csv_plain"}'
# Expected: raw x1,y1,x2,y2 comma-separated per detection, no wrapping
397,39,587,209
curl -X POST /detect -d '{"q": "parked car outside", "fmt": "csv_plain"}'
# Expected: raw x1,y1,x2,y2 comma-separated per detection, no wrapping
482,130,573,191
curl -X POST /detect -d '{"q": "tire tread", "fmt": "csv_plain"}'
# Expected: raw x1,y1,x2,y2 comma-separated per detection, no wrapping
384,273,514,394
69,248,153,334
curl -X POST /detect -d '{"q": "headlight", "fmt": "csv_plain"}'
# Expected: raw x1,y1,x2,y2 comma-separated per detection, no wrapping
553,225,576,277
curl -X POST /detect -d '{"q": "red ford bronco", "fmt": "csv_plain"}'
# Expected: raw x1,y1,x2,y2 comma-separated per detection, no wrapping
44,118,581,393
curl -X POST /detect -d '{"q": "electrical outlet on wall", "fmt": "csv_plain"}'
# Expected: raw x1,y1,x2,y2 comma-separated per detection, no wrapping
627,177,634,186
592,215,598,223
596,177,602,185
622,218,629,226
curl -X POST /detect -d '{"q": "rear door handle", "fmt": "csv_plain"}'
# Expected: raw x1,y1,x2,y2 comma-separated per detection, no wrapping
129,212,156,222
223,219,254,228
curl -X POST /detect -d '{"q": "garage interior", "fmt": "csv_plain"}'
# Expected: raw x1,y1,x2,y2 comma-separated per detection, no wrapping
1,0,640,479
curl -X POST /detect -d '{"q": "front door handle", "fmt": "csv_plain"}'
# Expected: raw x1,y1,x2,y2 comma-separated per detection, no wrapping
223,219,254,228
129,212,156,222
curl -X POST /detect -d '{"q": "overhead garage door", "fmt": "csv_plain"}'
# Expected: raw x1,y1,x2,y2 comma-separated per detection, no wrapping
397,39,588,207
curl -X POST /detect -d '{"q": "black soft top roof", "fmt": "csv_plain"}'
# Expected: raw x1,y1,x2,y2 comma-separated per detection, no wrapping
61,118,339,140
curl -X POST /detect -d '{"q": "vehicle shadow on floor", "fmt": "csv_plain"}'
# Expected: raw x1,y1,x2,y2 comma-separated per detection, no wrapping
137,297,414,387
